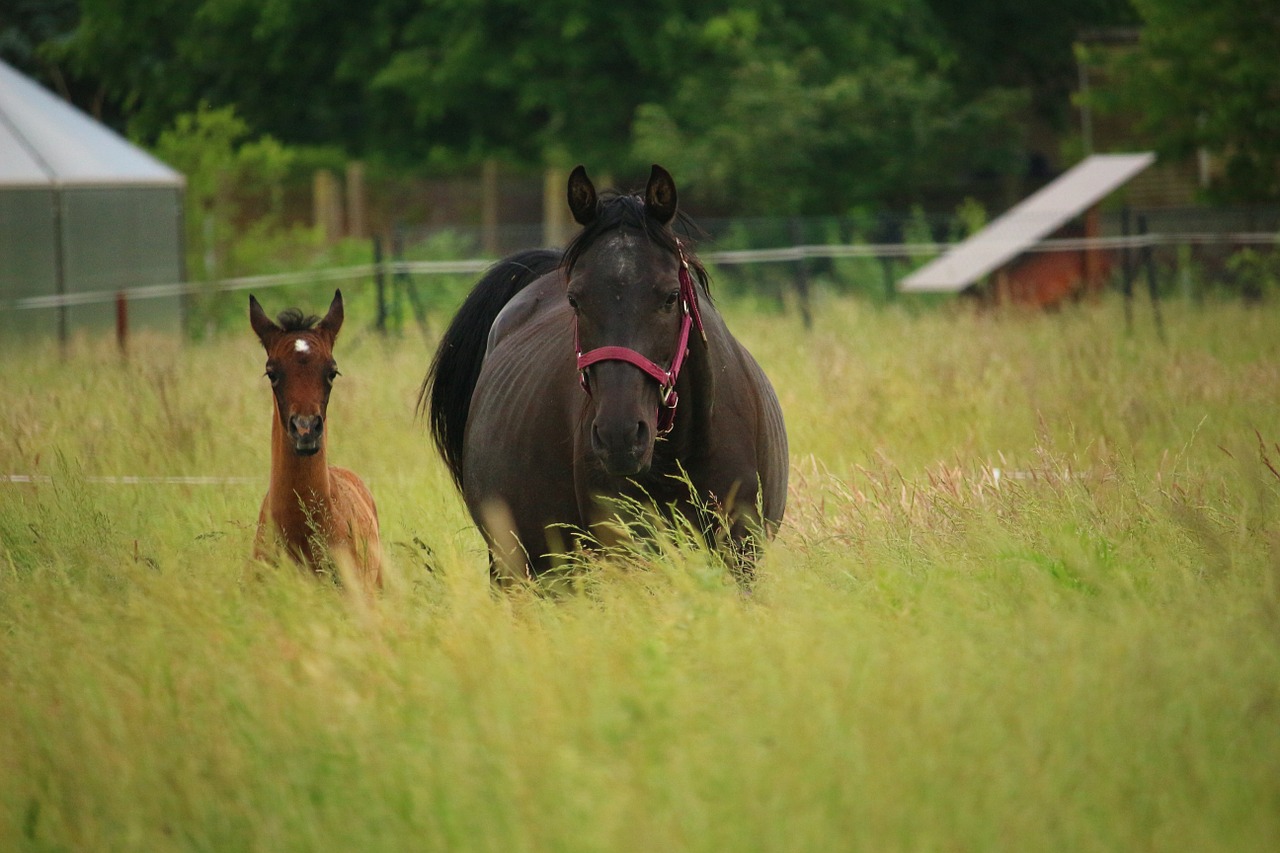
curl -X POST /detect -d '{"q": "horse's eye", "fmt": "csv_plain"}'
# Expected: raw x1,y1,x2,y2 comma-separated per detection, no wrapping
566,293,580,311
265,369,279,387
327,369,340,385
664,291,680,309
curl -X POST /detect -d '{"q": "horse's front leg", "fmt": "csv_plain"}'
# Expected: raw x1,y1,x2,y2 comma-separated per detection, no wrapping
698,479,769,587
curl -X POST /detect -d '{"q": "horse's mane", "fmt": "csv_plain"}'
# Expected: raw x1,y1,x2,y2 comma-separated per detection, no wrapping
562,192,712,295
276,308,320,332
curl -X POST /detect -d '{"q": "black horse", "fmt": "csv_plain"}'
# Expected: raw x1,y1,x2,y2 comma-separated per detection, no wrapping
421,165,788,582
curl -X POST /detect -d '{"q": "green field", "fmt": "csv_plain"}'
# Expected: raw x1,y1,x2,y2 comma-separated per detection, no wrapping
2,292,1278,851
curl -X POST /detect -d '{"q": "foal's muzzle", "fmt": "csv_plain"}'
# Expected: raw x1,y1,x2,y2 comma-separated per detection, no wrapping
289,414,324,455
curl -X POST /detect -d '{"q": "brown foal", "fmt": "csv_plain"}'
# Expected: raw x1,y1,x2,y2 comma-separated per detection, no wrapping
250,290,382,589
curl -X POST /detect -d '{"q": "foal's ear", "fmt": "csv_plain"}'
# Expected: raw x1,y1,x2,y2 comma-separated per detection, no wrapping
318,289,344,340
644,164,678,226
567,165,598,226
249,294,280,347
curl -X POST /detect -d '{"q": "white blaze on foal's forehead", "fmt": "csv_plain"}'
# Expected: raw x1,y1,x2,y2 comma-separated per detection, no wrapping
294,338,310,354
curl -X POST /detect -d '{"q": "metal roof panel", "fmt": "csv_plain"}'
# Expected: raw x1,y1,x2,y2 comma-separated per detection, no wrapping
899,153,1155,292
0,60,183,188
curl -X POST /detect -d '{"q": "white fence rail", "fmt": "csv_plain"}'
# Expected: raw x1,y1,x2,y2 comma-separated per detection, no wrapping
8,231,1277,311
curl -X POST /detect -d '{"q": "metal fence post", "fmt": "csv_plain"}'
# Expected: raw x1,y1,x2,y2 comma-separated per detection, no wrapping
115,291,128,358
1121,207,1134,334
1138,214,1165,343
373,234,387,335
788,218,813,328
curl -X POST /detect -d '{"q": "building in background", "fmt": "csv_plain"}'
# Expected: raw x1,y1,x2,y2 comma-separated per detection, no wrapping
0,59,184,342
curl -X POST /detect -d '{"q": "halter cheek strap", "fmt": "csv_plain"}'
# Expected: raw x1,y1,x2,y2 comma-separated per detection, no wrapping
575,243,706,435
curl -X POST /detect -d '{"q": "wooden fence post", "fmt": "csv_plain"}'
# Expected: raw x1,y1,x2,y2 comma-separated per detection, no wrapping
345,162,367,240
313,169,343,245
543,166,568,248
481,158,499,256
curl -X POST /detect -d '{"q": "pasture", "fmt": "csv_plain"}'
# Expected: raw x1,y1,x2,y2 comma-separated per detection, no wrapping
1,291,1278,851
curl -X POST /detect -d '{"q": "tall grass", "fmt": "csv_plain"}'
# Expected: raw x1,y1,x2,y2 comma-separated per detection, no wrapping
1,293,1278,851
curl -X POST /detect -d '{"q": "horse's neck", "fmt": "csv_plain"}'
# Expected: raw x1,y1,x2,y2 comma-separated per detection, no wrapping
674,310,720,442
268,414,331,523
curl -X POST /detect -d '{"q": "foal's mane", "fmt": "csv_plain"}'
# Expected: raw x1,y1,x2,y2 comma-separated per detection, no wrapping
275,308,320,332
561,192,712,295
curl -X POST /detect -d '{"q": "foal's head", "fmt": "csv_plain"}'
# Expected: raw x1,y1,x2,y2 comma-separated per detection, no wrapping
249,290,344,457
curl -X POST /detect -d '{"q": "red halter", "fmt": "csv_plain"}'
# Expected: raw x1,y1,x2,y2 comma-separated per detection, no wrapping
575,242,706,435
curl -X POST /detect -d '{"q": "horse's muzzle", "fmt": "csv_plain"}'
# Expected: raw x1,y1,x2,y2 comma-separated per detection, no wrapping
591,418,653,477
289,414,324,456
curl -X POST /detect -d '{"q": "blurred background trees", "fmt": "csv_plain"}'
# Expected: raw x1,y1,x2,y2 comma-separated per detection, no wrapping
5,0,1279,332
2,0,1188,215
1080,0,1280,204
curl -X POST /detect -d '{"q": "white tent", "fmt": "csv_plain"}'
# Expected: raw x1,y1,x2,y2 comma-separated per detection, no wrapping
0,59,185,341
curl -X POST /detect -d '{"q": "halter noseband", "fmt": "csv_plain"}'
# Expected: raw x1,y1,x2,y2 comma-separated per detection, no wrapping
574,241,706,435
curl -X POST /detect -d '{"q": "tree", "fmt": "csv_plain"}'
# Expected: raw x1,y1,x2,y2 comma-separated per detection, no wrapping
150,104,294,279
38,0,425,159
924,0,1137,126
0,0,107,117
1088,0,1280,202
370,0,709,169
11,0,1130,211
632,4,1027,214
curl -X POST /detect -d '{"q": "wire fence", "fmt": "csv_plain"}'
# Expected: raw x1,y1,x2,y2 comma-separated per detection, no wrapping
9,230,1278,312
0,474,258,485
3,212,1276,484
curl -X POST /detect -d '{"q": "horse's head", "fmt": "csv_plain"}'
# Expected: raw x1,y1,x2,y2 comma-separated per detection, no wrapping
249,290,344,457
565,164,705,478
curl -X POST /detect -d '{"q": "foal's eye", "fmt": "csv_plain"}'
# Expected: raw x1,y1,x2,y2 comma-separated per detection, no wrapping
566,293,580,311
326,369,340,385
265,369,279,387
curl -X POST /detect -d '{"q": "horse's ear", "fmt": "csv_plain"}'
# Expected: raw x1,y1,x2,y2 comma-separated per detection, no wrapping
644,164,678,226
318,289,344,340
567,165,598,226
249,294,280,348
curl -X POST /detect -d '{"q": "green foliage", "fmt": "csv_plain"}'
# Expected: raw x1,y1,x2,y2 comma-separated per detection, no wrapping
1225,245,1280,302
150,104,319,337
902,204,939,267
952,196,989,240
824,216,896,303
1,295,1279,850
37,0,1280,218
925,0,1138,124
151,103,295,275
633,27,1029,214
44,0,419,157
0,0,78,72
1084,0,1280,202
25,0,1046,212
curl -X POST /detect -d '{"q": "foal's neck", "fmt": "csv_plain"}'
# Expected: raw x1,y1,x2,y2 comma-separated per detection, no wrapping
268,413,331,515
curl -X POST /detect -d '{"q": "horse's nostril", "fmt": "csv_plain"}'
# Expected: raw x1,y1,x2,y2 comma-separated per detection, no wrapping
291,415,323,437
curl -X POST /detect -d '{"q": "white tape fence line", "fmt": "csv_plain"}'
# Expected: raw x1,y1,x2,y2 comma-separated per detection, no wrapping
8,231,1277,311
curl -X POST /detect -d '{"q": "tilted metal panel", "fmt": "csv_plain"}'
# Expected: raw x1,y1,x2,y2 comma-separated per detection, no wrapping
899,153,1156,293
